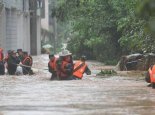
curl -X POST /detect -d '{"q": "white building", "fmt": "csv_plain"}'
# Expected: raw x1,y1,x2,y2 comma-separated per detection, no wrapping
0,0,30,53
41,0,49,31
0,0,44,55
41,0,52,45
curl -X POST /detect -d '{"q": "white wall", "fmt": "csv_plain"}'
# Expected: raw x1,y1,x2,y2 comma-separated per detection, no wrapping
37,17,41,55
1,0,41,55
41,0,49,30
17,12,24,50
16,12,30,53
23,14,30,53
5,8,30,53
0,7,6,52
5,9,18,51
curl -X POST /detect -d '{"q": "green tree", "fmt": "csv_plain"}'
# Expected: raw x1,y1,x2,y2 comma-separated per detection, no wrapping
51,0,155,64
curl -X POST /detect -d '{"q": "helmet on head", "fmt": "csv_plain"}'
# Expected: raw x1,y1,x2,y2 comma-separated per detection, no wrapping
81,55,86,61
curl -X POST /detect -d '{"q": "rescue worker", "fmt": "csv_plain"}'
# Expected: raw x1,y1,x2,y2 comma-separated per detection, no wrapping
7,50,20,75
0,48,5,75
72,55,91,79
22,51,33,75
17,49,24,62
48,54,58,80
5,50,12,70
145,65,155,88
57,50,74,80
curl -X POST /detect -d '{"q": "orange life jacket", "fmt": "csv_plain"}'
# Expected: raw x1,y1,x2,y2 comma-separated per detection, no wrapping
149,65,155,83
73,60,87,79
0,52,3,61
49,58,57,71
22,56,32,66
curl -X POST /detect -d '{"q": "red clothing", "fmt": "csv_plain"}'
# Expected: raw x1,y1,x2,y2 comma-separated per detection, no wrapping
149,65,155,83
59,61,68,79
58,60,73,80
49,58,57,71
0,51,4,61
22,56,32,66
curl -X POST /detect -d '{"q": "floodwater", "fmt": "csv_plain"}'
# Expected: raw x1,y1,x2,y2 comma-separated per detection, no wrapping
0,55,155,115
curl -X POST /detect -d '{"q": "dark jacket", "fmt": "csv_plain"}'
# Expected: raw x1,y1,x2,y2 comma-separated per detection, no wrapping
7,56,20,75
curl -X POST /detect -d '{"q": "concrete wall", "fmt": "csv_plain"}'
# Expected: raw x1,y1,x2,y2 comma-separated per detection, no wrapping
0,7,6,52
41,0,49,30
0,0,31,53
0,0,41,55
5,9,18,51
30,0,42,55
37,17,41,55
23,14,30,53
16,12,30,53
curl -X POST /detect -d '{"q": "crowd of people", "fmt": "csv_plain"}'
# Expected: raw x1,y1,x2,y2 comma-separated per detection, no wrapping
0,48,91,80
48,50,91,80
0,48,33,75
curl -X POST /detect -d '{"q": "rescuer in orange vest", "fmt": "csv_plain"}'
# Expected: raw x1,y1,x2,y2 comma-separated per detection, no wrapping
145,65,155,88
72,55,91,80
22,52,33,75
57,50,74,80
48,54,58,80
0,48,5,75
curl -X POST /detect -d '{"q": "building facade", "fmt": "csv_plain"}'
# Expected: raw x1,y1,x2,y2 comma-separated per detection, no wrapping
0,0,43,55
0,0,30,53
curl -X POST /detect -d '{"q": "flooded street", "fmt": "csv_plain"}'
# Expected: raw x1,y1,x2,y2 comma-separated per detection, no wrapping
0,55,155,115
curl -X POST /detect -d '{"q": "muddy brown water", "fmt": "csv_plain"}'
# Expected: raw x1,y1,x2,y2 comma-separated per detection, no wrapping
0,55,155,115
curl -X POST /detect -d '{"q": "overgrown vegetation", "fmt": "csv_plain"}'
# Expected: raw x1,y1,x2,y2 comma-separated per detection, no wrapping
97,69,117,76
51,0,155,64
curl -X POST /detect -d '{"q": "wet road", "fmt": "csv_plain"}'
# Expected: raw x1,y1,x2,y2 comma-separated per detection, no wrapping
0,55,155,115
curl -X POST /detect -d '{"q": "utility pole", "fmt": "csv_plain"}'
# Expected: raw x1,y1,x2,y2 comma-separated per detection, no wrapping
51,0,57,54
53,15,57,53
29,0,37,55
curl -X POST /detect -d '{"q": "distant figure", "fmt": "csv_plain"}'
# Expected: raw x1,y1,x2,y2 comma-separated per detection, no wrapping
72,55,91,79
48,54,58,80
22,52,33,75
0,48,5,75
7,51,20,75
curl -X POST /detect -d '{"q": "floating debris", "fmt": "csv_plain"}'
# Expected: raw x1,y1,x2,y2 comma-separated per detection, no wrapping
97,69,117,76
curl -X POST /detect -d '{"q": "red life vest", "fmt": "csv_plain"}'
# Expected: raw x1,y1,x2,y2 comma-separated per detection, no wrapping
149,65,155,83
22,56,32,66
73,60,87,79
0,51,3,61
49,58,57,71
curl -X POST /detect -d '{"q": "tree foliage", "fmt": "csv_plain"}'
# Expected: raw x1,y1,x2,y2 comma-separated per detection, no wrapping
51,0,155,63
